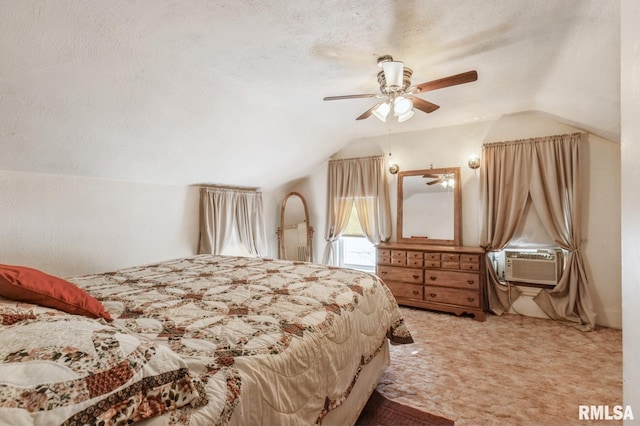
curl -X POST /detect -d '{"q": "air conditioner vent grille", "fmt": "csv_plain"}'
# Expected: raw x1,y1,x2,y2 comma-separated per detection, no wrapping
504,250,563,285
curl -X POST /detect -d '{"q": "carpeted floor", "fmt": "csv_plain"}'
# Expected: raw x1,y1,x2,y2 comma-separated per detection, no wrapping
376,307,622,425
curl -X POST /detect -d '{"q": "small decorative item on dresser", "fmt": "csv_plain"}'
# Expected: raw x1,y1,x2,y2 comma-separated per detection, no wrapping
377,242,485,321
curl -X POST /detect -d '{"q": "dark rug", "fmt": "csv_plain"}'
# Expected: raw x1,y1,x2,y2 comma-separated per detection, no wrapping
355,390,454,426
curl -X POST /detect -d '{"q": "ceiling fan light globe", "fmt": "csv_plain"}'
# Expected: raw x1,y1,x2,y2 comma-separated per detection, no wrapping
372,102,390,122
382,61,404,91
394,96,413,115
397,109,414,123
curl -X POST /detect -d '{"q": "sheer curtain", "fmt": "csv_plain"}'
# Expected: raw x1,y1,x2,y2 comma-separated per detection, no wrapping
323,156,392,265
480,133,596,330
198,187,267,257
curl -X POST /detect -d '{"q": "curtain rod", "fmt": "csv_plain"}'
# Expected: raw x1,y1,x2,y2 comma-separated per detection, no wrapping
483,132,585,147
329,154,385,163
199,184,261,193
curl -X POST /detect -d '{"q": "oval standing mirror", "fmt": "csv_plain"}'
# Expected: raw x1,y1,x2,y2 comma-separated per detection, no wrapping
277,192,313,261
397,167,461,246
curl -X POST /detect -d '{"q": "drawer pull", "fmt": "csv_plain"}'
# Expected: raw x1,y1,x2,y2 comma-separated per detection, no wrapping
429,293,437,298
467,297,475,302
412,290,420,296
412,274,420,279
429,276,437,281
467,280,475,285
380,271,387,275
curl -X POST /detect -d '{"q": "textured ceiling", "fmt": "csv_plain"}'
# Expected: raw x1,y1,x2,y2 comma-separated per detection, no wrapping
0,1,620,189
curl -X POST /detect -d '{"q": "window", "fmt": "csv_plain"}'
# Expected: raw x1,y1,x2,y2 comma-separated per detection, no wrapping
338,205,375,272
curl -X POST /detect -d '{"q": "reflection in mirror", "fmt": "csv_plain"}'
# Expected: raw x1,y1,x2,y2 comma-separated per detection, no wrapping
277,192,313,261
397,168,461,245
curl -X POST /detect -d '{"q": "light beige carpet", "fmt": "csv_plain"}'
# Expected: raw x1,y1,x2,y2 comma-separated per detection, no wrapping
377,307,622,425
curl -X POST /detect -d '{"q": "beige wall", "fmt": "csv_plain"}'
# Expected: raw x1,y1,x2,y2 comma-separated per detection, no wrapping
296,111,621,329
0,171,286,277
0,170,200,276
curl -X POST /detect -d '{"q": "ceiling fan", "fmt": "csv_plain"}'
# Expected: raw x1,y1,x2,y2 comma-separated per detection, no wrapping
324,55,477,122
424,173,455,188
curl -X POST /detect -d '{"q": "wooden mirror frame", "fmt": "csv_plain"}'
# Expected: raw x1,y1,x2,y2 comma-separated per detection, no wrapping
397,167,462,246
277,192,314,261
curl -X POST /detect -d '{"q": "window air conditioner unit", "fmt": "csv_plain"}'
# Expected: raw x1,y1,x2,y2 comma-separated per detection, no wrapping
504,249,564,286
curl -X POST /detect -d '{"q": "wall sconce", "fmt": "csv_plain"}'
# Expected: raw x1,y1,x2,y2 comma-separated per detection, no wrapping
388,152,399,175
468,155,480,170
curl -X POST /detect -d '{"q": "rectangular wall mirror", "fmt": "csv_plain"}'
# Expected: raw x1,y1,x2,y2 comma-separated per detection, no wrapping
397,167,462,245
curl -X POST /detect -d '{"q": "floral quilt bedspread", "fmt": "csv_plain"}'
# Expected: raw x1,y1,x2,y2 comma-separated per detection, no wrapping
0,303,202,425
31,255,412,425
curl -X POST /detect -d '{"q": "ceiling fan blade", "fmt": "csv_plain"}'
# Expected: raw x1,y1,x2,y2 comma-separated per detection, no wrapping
355,103,381,120
413,70,478,94
427,179,444,186
423,174,440,178
412,97,440,114
323,94,378,101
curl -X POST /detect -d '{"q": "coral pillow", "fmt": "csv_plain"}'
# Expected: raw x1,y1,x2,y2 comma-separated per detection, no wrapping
0,264,112,321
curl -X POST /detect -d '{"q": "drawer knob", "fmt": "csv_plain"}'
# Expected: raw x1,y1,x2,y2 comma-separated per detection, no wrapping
467,297,475,302
429,293,437,298
467,280,475,285
429,276,437,281
381,271,387,275
412,274,420,279
412,290,420,296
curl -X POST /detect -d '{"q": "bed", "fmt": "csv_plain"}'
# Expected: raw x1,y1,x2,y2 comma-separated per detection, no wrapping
0,255,413,425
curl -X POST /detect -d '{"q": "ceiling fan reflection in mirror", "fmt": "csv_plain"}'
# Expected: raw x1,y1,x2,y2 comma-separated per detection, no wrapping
324,55,477,122
424,172,456,188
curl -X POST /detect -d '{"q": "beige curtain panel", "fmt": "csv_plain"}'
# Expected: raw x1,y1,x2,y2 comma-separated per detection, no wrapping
323,156,392,265
480,132,596,331
198,187,267,257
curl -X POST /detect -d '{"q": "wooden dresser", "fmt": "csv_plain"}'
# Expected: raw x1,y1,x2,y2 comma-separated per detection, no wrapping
376,243,486,321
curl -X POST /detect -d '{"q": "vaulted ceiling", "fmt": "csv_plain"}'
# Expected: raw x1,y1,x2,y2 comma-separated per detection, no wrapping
0,1,620,189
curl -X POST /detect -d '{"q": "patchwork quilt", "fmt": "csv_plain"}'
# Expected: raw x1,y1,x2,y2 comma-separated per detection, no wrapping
1,255,412,425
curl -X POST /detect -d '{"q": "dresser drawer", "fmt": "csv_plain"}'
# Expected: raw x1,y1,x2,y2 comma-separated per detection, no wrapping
390,250,407,266
378,249,391,259
424,286,481,308
437,253,457,269
461,254,481,271
407,258,423,268
391,257,406,266
391,250,407,258
407,251,423,267
385,281,423,300
425,260,441,268
424,270,480,290
377,266,423,284
460,262,480,271
442,260,460,269
424,253,441,261
407,251,422,260
377,253,391,265
442,253,460,262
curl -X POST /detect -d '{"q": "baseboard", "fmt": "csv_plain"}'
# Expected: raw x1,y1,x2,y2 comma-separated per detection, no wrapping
594,308,622,329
